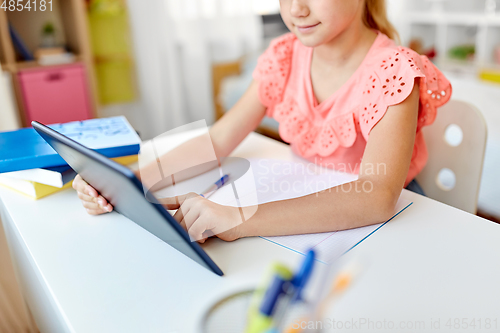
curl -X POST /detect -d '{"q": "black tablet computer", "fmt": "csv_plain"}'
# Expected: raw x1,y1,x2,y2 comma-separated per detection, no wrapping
32,121,223,276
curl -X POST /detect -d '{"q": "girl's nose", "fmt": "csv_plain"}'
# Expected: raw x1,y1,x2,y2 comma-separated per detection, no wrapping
290,0,310,18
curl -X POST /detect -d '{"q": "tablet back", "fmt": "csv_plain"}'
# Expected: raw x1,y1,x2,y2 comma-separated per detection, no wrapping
32,121,223,276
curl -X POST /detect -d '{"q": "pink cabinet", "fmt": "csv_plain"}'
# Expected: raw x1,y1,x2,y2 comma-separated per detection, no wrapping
19,64,92,124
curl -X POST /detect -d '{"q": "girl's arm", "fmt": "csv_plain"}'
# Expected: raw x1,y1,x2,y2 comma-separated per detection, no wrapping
164,82,420,242
240,82,420,237
73,81,267,215
138,80,267,191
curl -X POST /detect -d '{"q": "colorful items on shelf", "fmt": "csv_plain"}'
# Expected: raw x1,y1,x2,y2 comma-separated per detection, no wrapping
40,22,57,48
0,0,98,128
18,63,92,125
408,38,437,60
34,47,76,66
88,0,136,104
479,69,500,84
448,45,475,61
8,23,34,61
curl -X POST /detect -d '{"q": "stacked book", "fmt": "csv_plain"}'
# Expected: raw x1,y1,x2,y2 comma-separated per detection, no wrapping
0,116,141,199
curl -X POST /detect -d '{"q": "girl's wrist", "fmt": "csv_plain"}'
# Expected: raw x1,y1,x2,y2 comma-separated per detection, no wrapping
236,205,260,239
235,220,248,239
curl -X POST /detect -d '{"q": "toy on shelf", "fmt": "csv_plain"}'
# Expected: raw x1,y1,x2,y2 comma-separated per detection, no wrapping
40,22,57,48
479,69,500,84
35,22,76,66
408,38,437,60
34,47,76,66
448,45,475,62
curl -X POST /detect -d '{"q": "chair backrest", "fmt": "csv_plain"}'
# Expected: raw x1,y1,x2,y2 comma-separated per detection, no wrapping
416,100,487,214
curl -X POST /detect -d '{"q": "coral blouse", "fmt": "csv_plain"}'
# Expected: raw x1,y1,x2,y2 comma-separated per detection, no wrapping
253,32,452,187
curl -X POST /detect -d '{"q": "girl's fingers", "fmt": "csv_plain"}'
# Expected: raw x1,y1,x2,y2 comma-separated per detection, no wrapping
86,208,108,215
188,216,209,243
172,193,200,222
96,195,106,206
77,192,113,212
202,230,215,239
182,207,200,231
160,192,200,210
73,175,97,198
77,191,95,203
104,203,113,212
73,174,99,198
173,194,211,241
179,219,187,232
160,194,188,210
199,231,214,244
173,203,187,223
72,174,88,192
82,201,111,215
159,196,181,210
73,174,113,214
86,185,98,198
82,201,103,210
84,206,112,215
84,200,112,213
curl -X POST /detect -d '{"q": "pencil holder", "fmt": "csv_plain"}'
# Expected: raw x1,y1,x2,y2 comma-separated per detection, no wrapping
200,289,312,333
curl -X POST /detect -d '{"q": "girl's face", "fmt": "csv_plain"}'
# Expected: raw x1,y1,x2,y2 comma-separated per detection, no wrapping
279,0,365,47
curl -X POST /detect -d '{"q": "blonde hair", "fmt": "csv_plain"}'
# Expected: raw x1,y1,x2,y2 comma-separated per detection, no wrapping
363,0,400,43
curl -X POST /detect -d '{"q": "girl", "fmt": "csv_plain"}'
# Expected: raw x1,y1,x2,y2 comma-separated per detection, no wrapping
73,0,451,243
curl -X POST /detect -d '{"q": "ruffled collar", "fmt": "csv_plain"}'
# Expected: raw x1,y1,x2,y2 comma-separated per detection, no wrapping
304,31,387,111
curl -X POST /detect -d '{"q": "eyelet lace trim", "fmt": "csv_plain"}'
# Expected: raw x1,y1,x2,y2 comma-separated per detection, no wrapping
256,37,452,157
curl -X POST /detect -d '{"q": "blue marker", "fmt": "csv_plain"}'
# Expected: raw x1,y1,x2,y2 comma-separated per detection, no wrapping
200,174,230,198
271,249,316,331
290,249,316,302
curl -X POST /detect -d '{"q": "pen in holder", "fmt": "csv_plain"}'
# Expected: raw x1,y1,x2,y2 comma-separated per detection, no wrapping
201,250,318,333
202,289,255,333
200,289,312,333
284,256,364,333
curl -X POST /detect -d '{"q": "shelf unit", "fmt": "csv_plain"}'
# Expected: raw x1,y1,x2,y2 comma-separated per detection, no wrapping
0,0,98,127
398,0,500,74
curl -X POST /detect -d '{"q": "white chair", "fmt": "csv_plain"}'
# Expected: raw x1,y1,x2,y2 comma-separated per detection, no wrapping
416,100,487,214
0,69,20,132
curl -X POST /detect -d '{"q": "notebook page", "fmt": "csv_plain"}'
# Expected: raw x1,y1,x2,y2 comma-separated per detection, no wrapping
262,197,412,263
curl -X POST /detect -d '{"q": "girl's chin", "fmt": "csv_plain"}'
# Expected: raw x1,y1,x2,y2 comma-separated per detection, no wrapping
295,34,324,48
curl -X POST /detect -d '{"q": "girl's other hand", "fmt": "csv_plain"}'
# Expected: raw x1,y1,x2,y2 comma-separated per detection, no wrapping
72,174,113,215
161,193,243,243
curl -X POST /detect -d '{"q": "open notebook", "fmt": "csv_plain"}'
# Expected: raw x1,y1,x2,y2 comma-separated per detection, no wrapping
262,198,411,264
155,158,412,263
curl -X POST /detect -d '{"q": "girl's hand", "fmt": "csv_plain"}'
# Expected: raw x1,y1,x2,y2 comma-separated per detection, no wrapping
72,174,113,215
161,193,243,243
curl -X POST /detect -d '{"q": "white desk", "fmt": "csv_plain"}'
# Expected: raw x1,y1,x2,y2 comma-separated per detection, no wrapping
1,132,499,333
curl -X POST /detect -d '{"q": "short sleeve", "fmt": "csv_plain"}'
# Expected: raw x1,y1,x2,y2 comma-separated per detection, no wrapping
253,33,296,117
359,47,452,141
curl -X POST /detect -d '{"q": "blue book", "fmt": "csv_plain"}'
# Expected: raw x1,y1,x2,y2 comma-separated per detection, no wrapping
0,116,141,173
